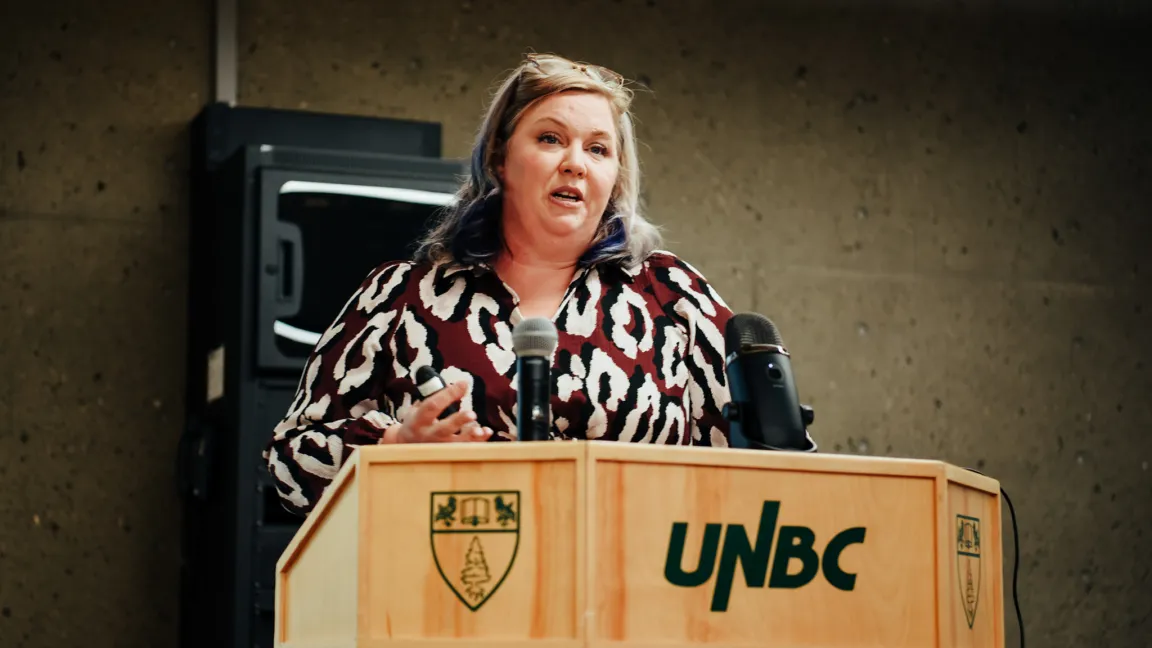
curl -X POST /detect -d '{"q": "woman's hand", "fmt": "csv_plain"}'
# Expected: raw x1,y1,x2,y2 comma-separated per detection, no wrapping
379,381,494,444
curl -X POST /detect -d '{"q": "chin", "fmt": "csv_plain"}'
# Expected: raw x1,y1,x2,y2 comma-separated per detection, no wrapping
540,204,588,225
542,225,590,242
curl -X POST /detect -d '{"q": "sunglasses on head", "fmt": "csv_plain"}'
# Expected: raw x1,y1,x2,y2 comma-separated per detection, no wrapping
524,54,625,86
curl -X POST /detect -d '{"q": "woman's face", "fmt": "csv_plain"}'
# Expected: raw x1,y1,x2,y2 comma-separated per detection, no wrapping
498,91,620,259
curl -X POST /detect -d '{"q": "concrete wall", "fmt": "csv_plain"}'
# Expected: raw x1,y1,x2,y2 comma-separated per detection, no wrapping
1,0,1149,646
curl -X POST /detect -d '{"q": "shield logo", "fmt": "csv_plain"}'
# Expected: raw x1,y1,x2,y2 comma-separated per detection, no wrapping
955,514,981,628
430,491,520,611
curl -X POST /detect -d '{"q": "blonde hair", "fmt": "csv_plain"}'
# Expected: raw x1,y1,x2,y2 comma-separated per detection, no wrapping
414,53,662,268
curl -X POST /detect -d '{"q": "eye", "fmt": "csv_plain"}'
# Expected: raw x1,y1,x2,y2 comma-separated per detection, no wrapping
590,143,611,157
538,133,561,145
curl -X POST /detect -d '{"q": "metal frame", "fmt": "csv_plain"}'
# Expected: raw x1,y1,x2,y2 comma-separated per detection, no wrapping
215,0,238,105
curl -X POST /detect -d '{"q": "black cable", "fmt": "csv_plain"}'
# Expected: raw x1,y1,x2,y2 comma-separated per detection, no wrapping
1001,485,1025,648
964,468,1024,648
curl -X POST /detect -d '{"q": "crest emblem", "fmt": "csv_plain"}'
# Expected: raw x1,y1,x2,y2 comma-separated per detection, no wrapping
430,491,520,611
955,514,981,628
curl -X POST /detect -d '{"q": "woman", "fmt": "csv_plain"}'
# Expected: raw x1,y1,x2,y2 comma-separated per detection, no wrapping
265,53,735,516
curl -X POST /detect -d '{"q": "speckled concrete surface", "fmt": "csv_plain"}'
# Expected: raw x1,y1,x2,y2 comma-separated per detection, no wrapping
1,1,1148,646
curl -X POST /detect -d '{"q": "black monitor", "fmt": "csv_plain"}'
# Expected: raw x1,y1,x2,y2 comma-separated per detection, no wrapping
244,145,466,371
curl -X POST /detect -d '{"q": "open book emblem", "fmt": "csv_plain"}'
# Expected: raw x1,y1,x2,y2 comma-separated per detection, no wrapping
955,514,982,628
430,491,520,611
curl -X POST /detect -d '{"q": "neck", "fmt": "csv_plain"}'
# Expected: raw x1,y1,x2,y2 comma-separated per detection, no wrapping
494,242,579,290
494,225,585,318
495,211,588,280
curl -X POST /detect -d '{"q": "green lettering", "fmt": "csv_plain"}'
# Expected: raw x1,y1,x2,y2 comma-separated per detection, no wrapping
822,527,866,590
664,522,722,587
711,501,780,612
768,526,819,588
665,502,869,607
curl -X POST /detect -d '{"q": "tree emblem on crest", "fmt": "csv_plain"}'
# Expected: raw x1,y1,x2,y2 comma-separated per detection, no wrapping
430,491,520,611
461,536,492,602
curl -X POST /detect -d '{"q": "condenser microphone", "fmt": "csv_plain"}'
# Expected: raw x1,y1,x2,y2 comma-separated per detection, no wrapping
414,365,460,419
722,313,817,452
511,317,558,441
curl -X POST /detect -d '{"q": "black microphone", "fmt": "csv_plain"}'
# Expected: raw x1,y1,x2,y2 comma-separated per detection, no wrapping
722,313,817,452
414,365,460,419
511,317,558,441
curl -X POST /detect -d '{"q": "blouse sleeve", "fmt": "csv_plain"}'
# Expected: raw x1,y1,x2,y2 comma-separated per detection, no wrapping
646,253,735,446
263,261,413,516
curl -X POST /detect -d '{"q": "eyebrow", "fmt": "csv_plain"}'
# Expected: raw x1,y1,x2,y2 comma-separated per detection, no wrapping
534,116,613,140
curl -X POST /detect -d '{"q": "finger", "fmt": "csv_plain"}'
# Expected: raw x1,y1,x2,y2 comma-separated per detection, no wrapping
450,422,492,442
425,408,478,441
410,381,468,427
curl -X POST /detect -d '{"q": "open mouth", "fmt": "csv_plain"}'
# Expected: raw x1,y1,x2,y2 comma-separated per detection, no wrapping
551,187,583,203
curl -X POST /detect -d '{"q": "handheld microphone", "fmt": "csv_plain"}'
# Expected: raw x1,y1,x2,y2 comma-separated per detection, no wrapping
722,313,817,452
414,365,460,419
511,317,558,441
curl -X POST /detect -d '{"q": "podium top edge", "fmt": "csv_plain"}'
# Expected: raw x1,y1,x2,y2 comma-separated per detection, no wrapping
356,440,586,463
353,441,997,488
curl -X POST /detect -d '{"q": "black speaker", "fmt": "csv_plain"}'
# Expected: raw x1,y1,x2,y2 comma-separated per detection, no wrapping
178,103,464,648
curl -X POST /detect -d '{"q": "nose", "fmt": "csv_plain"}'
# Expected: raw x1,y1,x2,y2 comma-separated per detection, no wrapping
561,147,587,178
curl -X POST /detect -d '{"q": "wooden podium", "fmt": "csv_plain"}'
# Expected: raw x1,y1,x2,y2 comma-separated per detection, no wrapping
274,442,1004,647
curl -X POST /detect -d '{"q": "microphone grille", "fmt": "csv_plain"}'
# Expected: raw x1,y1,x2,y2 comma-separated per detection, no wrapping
726,312,784,352
512,317,559,357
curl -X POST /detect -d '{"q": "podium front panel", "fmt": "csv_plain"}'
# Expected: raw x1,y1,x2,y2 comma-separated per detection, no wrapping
587,446,941,648
360,444,586,645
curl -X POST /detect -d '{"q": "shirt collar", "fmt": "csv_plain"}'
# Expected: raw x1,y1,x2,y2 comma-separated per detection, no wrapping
437,257,639,284
593,258,640,284
440,259,494,279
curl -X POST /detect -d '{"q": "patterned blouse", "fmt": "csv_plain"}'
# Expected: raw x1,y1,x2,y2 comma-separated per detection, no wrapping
264,251,734,515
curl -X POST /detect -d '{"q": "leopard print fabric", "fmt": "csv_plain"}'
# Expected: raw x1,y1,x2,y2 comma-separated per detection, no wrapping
264,251,733,515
